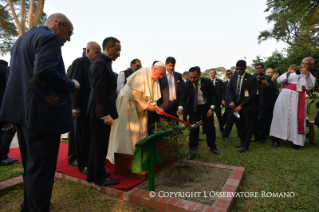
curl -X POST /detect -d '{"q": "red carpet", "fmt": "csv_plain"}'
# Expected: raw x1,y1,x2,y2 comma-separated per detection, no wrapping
8,143,167,191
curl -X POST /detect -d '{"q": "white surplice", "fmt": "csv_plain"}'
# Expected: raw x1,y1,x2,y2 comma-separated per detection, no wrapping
270,72,316,146
106,67,161,164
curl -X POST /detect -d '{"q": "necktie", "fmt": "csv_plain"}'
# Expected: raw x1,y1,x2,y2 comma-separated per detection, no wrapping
168,73,174,101
236,76,242,104
194,84,198,112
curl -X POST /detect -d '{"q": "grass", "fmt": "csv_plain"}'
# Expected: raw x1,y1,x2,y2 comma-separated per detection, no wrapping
0,179,153,212
0,162,23,182
195,100,319,211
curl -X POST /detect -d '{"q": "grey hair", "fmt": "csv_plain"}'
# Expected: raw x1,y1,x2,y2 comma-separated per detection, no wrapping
302,57,314,65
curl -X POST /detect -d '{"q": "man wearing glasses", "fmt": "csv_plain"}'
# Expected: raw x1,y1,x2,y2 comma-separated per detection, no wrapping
0,13,79,211
226,60,257,153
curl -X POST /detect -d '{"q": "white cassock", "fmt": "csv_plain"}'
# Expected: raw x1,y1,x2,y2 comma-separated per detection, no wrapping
270,72,316,146
106,67,161,164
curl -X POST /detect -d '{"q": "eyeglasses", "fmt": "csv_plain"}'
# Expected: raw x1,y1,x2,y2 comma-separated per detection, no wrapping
236,68,244,71
61,22,73,37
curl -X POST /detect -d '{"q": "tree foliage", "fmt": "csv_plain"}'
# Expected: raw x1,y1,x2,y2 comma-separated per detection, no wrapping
259,0,319,47
0,0,46,55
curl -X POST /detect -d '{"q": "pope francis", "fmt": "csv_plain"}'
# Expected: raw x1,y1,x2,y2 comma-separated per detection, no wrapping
106,62,166,164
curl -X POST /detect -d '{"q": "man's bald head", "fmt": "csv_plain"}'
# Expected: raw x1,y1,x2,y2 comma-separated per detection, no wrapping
45,13,73,46
265,68,274,77
86,41,101,61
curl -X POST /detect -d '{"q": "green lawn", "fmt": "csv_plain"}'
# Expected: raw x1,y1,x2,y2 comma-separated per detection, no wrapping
195,100,319,211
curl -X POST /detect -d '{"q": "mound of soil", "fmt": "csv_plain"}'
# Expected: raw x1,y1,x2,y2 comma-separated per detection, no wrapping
138,162,232,205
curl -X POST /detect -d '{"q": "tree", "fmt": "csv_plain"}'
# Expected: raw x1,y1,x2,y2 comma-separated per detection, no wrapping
258,0,319,47
0,0,46,55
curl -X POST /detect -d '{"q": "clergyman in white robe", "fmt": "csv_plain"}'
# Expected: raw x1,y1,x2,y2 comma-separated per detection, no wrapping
270,71,316,146
106,67,162,164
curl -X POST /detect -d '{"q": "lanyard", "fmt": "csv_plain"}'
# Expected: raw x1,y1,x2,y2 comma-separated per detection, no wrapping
298,74,305,82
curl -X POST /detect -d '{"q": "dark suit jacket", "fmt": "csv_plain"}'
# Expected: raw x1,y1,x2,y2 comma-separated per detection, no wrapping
222,80,229,102
211,78,224,105
268,80,279,107
253,73,272,109
0,26,75,134
69,56,91,114
179,78,217,112
226,72,257,112
157,71,183,111
87,54,118,119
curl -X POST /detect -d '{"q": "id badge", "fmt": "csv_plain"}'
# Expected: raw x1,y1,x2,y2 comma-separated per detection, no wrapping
245,90,249,97
296,84,302,92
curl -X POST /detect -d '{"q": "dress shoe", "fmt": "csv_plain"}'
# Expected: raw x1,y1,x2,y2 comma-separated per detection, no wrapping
271,142,278,148
238,147,249,153
222,137,232,142
210,148,220,155
293,144,302,150
198,138,203,141
187,153,196,160
95,177,119,186
68,160,78,167
1,158,14,165
80,167,88,175
8,157,19,162
235,143,243,148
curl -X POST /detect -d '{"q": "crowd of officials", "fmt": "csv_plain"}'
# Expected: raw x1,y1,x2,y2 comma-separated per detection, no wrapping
0,12,316,212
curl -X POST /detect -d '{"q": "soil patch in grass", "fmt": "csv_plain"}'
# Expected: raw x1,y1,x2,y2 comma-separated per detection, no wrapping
138,162,232,205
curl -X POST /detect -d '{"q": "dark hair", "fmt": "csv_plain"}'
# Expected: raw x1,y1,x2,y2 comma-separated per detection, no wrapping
189,66,201,74
210,69,217,74
130,59,140,65
183,71,189,76
102,37,120,50
165,57,176,65
255,63,264,68
226,70,233,75
152,60,159,65
236,60,246,67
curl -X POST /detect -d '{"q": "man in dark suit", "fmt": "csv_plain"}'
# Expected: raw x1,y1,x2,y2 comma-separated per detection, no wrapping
116,59,142,94
87,37,120,186
158,57,183,121
0,13,79,211
210,69,225,134
221,70,237,142
265,68,279,137
252,63,272,143
69,41,101,174
226,60,257,153
177,66,219,160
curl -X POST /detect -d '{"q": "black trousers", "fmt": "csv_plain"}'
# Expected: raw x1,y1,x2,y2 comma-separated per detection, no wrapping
87,118,110,182
265,105,274,136
16,124,60,212
74,115,91,171
188,105,216,150
253,108,267,140
1,125,16,160
67,122,76,162
214,105,224,131
223,108,240,138
239,109,254,148
222,108,228,129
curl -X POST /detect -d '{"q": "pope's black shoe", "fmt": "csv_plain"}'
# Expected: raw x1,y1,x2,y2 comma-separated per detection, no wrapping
95,177,119,186
238,147,249,153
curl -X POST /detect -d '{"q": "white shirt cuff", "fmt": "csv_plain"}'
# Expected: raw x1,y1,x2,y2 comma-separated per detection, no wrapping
72,109,81,112
178,106,183,110
210,105,215,109
100,115,110,119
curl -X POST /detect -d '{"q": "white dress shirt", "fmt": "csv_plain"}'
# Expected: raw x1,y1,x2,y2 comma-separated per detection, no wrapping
167,71,176,101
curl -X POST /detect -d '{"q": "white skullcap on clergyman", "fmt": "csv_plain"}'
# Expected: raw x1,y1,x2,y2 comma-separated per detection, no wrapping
153,61,165,68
